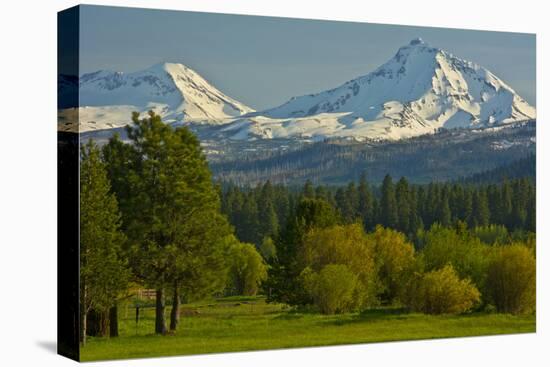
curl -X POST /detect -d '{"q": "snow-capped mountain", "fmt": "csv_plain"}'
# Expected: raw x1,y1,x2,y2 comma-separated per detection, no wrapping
61,39,535,140
220,38,535,141
60,62,254,132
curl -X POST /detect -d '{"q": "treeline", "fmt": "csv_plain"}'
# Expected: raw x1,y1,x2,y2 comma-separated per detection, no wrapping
219,173,536,316
79,112,268,344
460,154,535,184
220,174,536,247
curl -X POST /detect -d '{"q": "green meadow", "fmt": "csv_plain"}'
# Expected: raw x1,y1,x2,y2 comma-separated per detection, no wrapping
81,296,535,361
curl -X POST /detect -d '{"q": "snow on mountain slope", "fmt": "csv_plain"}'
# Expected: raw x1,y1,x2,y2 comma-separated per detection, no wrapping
68,62,254,132
223,38,535,141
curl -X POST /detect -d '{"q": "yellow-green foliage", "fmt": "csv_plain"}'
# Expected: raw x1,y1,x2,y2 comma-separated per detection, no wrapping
367,226,416,303
404,265,480,315
259,236,277,261
300,223,380,308
486,244,536,315
472,225,509,245
421,224,490,290
301,264,359,314
227,238,268,296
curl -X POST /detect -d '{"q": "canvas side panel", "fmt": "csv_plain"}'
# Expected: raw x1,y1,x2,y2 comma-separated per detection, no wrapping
57,5,80,362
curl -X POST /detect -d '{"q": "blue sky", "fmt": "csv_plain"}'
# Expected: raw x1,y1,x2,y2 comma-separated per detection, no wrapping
79,5,536,110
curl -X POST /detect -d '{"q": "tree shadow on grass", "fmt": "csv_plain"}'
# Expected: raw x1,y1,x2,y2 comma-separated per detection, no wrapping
321,308,410,326
273,313,305,321
273,306,320,320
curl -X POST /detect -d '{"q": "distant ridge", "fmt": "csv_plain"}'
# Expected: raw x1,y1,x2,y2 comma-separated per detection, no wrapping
460,154,535,184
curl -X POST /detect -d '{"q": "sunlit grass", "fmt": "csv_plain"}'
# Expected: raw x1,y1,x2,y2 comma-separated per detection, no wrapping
81,296,535,361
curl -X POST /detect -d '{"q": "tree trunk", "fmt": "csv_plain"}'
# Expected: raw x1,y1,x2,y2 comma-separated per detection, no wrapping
87,309,108,337
80,293,87,345
109,305,119,337
100,311,108,337
170,283,180,331
155,288,167,335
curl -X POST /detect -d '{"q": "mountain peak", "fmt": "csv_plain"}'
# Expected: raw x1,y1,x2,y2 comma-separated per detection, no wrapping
77,62,254,129
409,37,425,46
246,40,535,141
147,62,193,75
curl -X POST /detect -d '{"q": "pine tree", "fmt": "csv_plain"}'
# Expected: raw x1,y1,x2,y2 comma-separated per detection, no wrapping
315,185,329,201
438,189,452,227
303,179,315,198
408,186,423,236
80,140,128,345
500,180,513,227
240,193,261,244
464,190,474,226
106,111,231,334
472,190,490,227
380,174,398,228
358,173,375,231
258,181,279,243
266,198,340,305
395,177,411,233
336,183,358,223
511,178,529,230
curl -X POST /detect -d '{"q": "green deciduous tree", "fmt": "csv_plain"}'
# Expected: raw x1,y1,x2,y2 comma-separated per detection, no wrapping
486,244,536,314
300,223,380,309
266,198,340,305
472,225,510,245
420,224,490,292
404,265,480,315
367,226,415,304
301,264,359,314
259,236,277,262
226,237,268,296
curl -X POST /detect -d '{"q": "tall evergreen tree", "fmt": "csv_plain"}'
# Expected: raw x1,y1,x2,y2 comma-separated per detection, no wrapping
380,174,398,228
395,177,411,234
463,189,474,226
511,178,529,230
266,198,340,305
105,111,231,334
257,181,279,243
438,189,452,227
358,173,375,231
80,140,129,345
500,180,513,226
472,190,490,227
302,179,315,198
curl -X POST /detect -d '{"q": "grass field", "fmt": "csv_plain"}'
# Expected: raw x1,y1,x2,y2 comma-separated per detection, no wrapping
81,296,536,361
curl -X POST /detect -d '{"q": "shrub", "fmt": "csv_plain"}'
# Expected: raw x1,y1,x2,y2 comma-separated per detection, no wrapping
367,226,416,303
421,224,490,291
300,223,380,308
486,244,536,314
227,240,268,296
404,265,480,315
302,264,359,314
